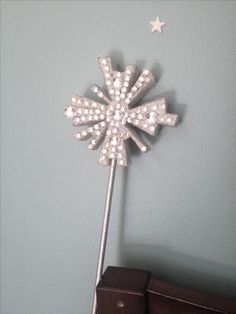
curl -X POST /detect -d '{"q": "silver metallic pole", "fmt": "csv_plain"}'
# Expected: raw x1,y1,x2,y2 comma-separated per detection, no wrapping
91,159,117,314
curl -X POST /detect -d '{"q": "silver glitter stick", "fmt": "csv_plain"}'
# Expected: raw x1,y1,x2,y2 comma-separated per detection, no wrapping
64,56,178,314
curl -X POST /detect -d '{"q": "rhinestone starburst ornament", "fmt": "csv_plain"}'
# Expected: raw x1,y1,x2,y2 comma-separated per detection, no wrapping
64,56,178,166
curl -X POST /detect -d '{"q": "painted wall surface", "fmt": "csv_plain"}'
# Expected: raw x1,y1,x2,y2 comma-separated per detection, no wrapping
1,1,236,313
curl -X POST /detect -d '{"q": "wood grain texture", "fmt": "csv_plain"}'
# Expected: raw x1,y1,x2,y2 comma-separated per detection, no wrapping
97,267,236,314
148,278,236,314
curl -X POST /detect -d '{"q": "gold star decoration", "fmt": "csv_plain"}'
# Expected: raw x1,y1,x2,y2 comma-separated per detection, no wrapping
150,16,166,33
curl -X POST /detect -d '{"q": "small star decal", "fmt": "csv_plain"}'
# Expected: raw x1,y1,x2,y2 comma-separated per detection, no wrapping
150,16,166,33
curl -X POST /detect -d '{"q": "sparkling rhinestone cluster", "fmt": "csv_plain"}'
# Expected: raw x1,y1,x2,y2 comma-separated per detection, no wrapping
64,56,178,166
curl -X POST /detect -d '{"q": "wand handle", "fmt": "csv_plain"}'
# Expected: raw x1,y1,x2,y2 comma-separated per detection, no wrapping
91,159,117,314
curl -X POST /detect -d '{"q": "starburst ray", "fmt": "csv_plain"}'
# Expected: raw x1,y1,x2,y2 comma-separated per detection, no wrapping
99,132,128,166
91,85,111,105
128,98,178,135
111,66,138,102
123,65,138,92
64,96,107,125
98,56,116,101
124,124,150,152
74,121,108,150
98,55,113,79
125,69,155,107
97,56,138,102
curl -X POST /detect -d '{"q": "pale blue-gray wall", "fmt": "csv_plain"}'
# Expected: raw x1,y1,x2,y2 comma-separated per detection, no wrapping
1,1,236,314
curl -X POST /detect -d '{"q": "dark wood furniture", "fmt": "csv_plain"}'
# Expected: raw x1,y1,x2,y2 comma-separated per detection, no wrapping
97,266,236,314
